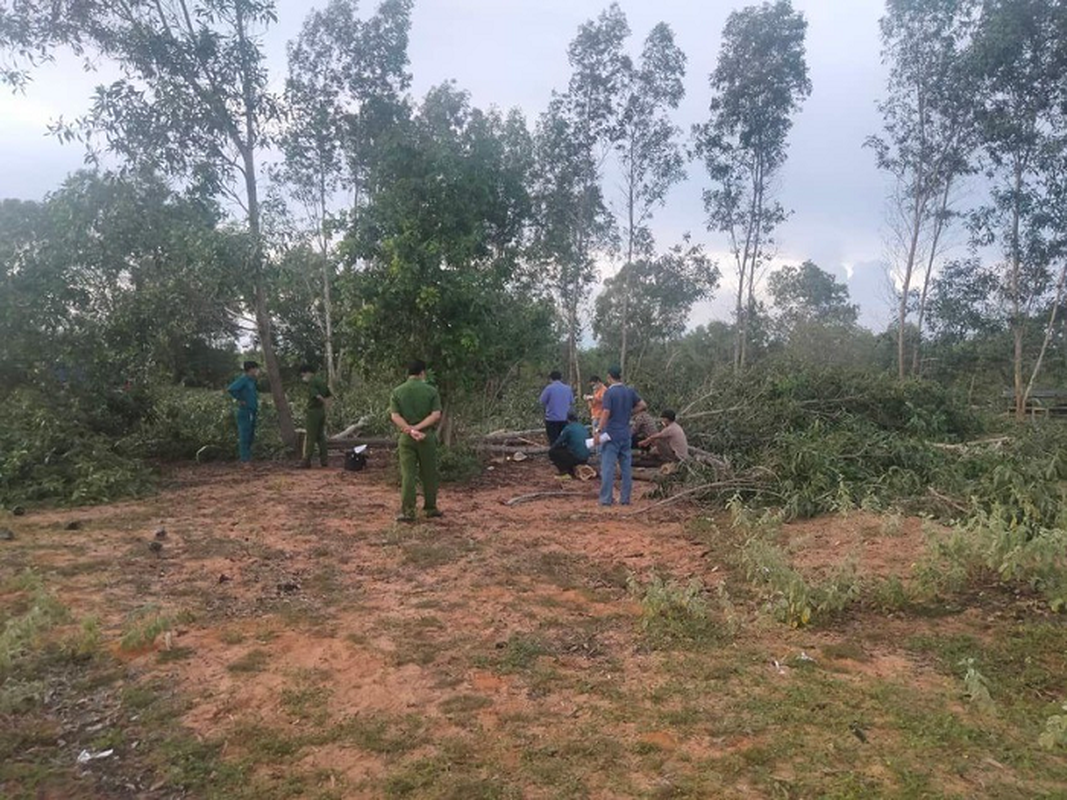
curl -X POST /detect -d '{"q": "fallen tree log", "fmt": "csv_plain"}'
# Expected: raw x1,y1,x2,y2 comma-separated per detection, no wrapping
930,436,1011,453
326,437,397,450
623,479,779,517
329,418,371,440
484,428,545,442
503,491,590,506
476,444,550,456
688,446,730,471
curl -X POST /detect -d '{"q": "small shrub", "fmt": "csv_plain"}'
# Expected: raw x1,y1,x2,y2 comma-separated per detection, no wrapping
62,615,102,662
627,573,725,647
0,579,69,676
0,388,154,506
1039,704,1067,750
438,445,483,484
740,532,861,627
498,633,550,672
120,605,172,651
959,657,994,712
914,511,1067,610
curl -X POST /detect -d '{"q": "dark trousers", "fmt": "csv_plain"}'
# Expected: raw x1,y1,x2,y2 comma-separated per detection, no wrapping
236,408,256,463
303,408,328,466
545,420,567,446
549,446,587,476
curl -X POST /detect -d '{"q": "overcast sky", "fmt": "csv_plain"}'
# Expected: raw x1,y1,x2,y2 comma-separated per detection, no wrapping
0,0,902,330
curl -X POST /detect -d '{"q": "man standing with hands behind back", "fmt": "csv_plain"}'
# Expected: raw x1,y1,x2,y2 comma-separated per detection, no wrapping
389,360,443,523
597,366,647,506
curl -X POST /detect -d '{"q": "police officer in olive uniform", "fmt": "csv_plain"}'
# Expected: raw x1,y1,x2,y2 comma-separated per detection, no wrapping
299,364,332,468
389,359,443,522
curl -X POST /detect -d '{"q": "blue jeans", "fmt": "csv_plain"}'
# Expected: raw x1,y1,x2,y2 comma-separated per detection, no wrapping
237,408,257,462
599,439,632,506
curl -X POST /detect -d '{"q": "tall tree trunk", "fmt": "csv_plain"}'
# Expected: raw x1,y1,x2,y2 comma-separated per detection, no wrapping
898,193,924,381
733,260,745,372
319,175,337,391
235,3,295,449
912,178,952,376
1023,261,1067,412
245,154,296,449
897,88,930,381
620,159,635,375
322,250,336,390
1011,162,1025,419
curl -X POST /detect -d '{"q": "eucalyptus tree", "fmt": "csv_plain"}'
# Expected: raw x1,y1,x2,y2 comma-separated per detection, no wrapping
868,0,979,380
613,21,687,373
694,0,811,371
593,239,719,362
532,4,629,385
969,0,1067,417
278,0,413,388
0,0,302,444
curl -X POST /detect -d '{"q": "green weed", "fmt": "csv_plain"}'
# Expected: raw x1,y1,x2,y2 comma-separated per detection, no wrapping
740,534,861,627
120,604,172,651
627,573,725,647
959,657,994,712
1039,703,1067,750
497,633,551,672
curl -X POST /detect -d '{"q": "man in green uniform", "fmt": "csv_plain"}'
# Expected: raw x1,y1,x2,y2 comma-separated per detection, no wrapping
300,364,332,468
389,360,443,522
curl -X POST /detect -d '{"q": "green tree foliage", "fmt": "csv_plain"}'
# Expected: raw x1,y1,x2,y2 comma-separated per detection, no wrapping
694,0,811,372
531,4,629,385
345,85,555,433
613,20,687,372
278,0,413,387
968,0,1067,417
8,0,299,445
594,240,719,357
868,0,979,380
767,261,867,366
768,260,858,331
0,171,241,388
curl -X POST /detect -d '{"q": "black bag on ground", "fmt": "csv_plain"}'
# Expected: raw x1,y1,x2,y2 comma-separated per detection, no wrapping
344,448,367,472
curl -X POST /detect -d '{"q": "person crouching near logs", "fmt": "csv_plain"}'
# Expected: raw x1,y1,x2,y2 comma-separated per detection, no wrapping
548,411,591,481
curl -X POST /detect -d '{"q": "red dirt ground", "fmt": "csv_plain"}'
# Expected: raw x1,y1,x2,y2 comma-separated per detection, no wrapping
6,456,1061,799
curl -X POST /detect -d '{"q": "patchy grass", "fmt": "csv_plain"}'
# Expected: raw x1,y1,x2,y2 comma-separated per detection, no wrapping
119,604,172,652
227,648,270,673
627,572,730,649
4,468,1067,799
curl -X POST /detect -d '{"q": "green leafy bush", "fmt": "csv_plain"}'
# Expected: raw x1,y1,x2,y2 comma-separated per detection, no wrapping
437,445,483,484
1040,704,1067,750
916,510,1067,611
133,386,285,461
0,388,155,506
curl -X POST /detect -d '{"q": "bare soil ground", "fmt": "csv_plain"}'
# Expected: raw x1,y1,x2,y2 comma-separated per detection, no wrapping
2,457,1066,799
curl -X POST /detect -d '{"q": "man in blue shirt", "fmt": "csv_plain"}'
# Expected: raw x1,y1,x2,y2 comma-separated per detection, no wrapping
596,366,647,506
539,370,574,445
227,360,260,467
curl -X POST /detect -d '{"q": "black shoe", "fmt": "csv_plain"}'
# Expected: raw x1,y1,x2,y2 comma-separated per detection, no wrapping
424,509,444,519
